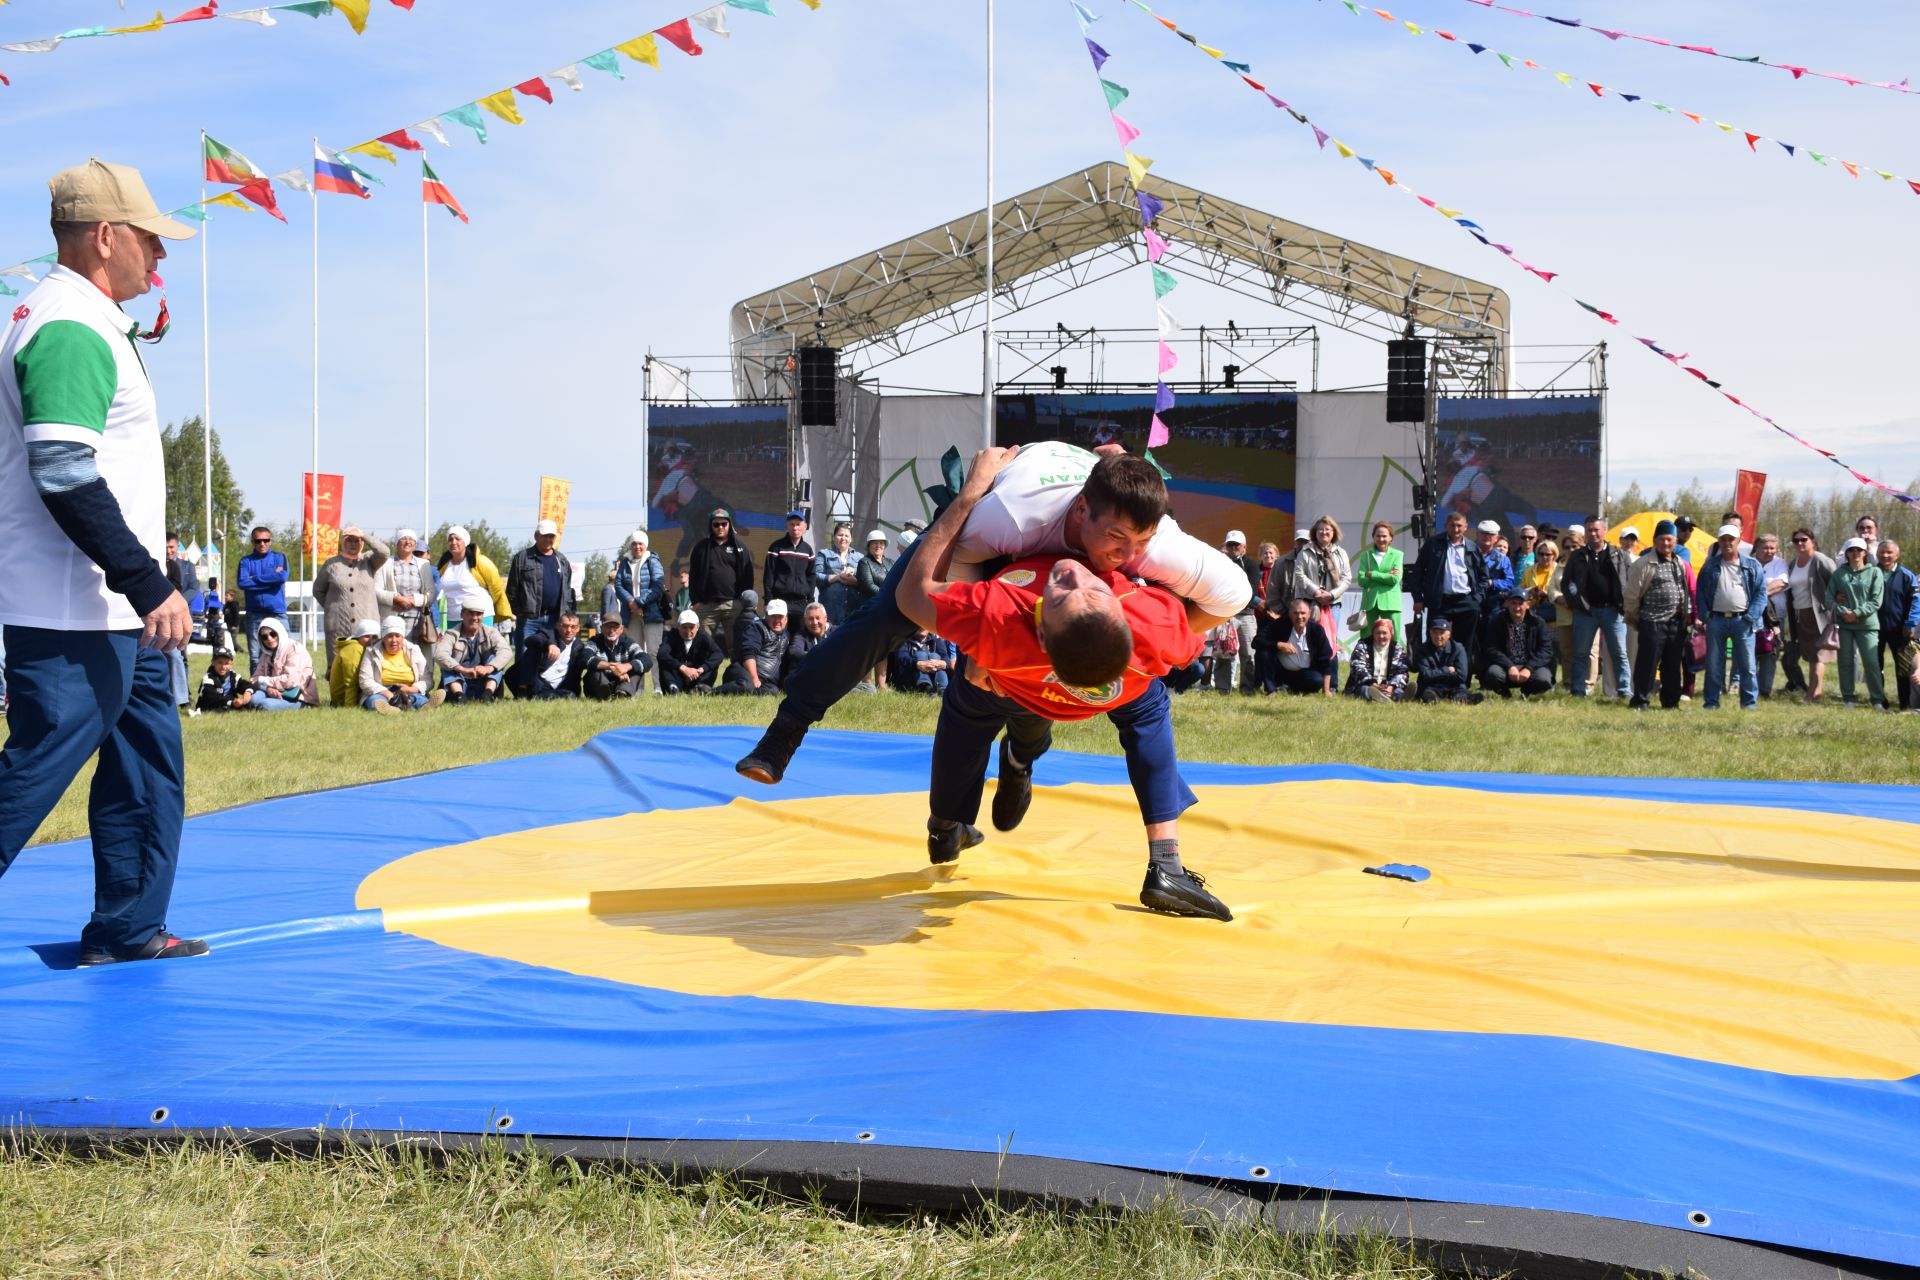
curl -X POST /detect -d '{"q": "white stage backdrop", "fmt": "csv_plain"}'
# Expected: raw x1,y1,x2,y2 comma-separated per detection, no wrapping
1295,392,1425,556
853,394,984,536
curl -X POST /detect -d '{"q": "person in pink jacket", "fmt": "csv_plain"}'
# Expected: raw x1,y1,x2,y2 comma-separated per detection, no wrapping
248,617,317,711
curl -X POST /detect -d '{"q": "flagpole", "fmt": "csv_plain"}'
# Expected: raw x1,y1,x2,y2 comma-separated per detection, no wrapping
200,129,214,559
421,172,431,540
309,139,320,651
982,0,996,450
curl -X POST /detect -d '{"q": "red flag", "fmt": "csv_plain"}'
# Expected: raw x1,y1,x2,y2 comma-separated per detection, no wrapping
1734,470,1766,534
514,77,553,105
1744,132,1761,150
301,473,345,561
167,3,219,22
377,129,424,152
236,177,287,222
389,0,416,8
656,17,703,55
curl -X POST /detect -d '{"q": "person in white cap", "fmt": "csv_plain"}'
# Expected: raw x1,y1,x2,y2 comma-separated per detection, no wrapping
1828,536,1887,708
657,608,722,695
435,525,511,629
718,596,789,696
0,158,207,965
1694,523,1767,710
1215,529,1260,694
505,519,573,698
358,616,443,714
1474,518,1515,621
312,523,391,683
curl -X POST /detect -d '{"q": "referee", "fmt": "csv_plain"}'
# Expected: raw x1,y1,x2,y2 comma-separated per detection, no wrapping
0,159,206,965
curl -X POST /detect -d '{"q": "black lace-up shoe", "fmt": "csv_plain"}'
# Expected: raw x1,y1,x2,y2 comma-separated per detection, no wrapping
990,738,1033,832
1139,866,1234,922
77,932,211,967
735,712,809,785
928,818,984,865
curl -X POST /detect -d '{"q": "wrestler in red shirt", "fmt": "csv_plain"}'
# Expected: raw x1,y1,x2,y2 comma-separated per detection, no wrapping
898,446,1232,922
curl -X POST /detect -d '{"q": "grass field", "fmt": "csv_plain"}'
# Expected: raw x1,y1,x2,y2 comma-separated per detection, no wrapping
11,656,1910,1278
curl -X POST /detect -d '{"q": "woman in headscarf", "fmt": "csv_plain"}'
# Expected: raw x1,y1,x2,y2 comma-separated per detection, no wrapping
614,529,667,654
435,525,512,629
248,617,318,711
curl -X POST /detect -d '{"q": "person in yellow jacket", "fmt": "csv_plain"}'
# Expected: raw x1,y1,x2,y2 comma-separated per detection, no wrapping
434,525,513,633
330,618,379,709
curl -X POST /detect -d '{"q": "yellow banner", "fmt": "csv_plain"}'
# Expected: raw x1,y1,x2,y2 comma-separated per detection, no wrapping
538,476,572,541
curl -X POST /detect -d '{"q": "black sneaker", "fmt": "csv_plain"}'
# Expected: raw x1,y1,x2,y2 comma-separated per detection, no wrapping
1139,866,1233,922
735,712,809,785
928,818,984,865
990,738,1033,832
77,932,210,967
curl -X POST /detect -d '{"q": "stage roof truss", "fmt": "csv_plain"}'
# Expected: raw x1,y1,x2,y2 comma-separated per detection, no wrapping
731,162,1511,397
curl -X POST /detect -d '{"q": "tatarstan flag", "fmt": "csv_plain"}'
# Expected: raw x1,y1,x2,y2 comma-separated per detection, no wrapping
203,134,264,185
422,160,468,223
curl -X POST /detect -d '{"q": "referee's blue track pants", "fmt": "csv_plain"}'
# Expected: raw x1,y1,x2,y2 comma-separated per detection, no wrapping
929,664,1196,830
0,625,185,953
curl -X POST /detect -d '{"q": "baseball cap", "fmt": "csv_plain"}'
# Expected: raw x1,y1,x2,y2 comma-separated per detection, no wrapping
1293,530,1310,542
785,509,807,522
865,529,886,544
1717,523,1741,539
380,616,406,638
708,508,732,523
535,518,560,536
1224,529,1247,545
766,599,788,617
1476,519,1501,535
351,619,381,640
1842,536,1869,553
1619,528,1640,542
1428,614,1453,629
898,530,919,550
49,159,195,241
677,609,700,626
1505,588,1530,603
211,646,234,659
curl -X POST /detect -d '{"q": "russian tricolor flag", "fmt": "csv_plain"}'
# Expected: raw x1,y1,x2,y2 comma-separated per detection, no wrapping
313,143,370,198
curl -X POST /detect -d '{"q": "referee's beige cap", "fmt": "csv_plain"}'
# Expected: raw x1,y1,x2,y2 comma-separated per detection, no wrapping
49,159,195,241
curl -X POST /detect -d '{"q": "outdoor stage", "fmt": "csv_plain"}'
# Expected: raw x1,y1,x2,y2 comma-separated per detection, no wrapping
2,728,1917,1279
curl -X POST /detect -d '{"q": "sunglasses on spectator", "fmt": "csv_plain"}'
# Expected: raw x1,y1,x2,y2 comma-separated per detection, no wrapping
253,537,271,544
1792,537,1809,544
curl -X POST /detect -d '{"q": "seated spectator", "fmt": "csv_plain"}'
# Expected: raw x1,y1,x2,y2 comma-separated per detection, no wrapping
658,609,722,695
1344,617,1409,702
1481,589,1556,699
786,602,832,672
359,617,444,714
248,617,318,711
331,618,380,712
433,603,512,704
1270,598,1335,696
583,615,654,700
523,612,591,701
890,629,956,694
719,596,789,696
1415,615,1482,704
195,648,254,713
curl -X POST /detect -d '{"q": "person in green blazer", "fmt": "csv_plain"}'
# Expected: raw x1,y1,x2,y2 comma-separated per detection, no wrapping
1355,521,1406,641
1827,536,1886,708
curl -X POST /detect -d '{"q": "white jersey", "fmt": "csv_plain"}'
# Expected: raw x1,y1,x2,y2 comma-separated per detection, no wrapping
955,441,1253,619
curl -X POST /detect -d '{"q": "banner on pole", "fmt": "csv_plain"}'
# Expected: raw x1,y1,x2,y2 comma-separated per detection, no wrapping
1735,469,1767,534
538,475,572,542
301,472,345,560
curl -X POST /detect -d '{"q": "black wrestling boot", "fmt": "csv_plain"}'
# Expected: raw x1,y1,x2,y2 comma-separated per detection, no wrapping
735,712,809,785
77,931,211,967
927,818,984,865
1139,866,1234,922
990,737,1033,832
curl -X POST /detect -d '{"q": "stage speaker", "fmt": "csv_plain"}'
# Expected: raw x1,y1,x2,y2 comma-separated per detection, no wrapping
797,346,839,426
1386,338,1428,423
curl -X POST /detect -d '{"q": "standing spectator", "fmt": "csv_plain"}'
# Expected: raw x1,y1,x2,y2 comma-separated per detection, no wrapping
855,529,893,690
814,522,861,624
1475,520,1515,632
357,617,442,713
1671,516,1698,565
1561,515,1630,699
614,531,667,653
1529,539,1572,683
658,609,722,695
764,509,817,621
1695,524,1767,710
597,569,619,631
1827,538,1886,709
194,647,253,712
1214,530,1260,694
506,519,574,650
1354,521,1405,642
1344,616,1408,702
1480,589,1555,699
891,629,957,695
1854,516,1880,563
375,529,437,657
1290,514,1353,645
312,525,390,678
719,595,788,696
1625,520,1692,711
1876,541,1917,711
221,588,242,659
1268,529,1310,611
200,577,229,652
435,525,511,624
1754,533,1794,698
163,533,197,711
1785,528,1837,705
523,612,590,701
670,562,692,616
689,508,753,659
582,614,652,700
1719,511,1753,556
1269,598,1334,697
1511,524,1539,582
235,524,288,671
1413,615,1481,704
1410,512,1488,668
786,601,832,671
247,617,317,712
433,603,511,704
329,618,380,712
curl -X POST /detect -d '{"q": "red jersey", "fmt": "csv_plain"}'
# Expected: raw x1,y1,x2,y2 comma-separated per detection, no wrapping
932,555,1203,721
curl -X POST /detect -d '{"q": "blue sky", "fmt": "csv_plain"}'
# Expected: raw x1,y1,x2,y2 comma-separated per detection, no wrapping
4,0,1917,556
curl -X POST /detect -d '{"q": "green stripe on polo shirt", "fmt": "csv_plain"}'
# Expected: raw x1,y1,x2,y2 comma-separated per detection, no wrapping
15,318,116,435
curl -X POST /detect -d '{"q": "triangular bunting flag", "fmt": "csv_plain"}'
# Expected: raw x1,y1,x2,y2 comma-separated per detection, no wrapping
615,34,661,69
331,0,369,34
582,49,624,79
1112,113,1141,146
442,103,489,143
1101,79,1129,109
1124,151,1153,186
1086,38,1109,70
550,65,585,91
378,129,424,152
1151,264,1177,298
478,89,523,125
691,5,731,37
515,77,554,105
1148,416,1170,449
1144,226,1169,262
345,140,397,165
657,18,702,55
412,118,450,146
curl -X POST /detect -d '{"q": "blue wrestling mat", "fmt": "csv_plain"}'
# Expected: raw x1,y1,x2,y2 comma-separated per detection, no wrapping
1,727,1916,1275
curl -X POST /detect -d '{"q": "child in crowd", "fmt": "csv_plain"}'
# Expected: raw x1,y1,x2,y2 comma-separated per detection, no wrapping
196,648,254,712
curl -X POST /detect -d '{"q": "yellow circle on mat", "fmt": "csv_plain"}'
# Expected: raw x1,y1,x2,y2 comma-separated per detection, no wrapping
357,781,1920,1081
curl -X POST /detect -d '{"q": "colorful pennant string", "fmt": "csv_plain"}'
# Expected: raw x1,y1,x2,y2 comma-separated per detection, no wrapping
0,0,418,78
1321,0,1920,200
1069,2,1179,449
1128,0,1917,507
1438,0,1914,96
